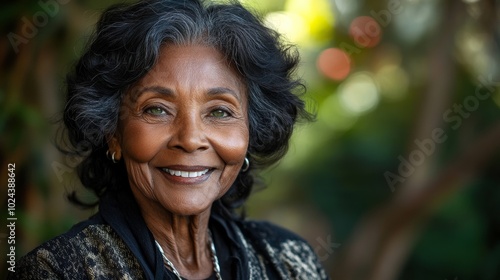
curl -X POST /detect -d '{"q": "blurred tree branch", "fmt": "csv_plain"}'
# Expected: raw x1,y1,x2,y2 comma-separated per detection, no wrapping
330,0,500,279
332,120,500,280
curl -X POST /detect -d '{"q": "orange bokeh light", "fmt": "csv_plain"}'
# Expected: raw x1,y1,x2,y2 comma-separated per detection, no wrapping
349,16,382,48
317,48,351,81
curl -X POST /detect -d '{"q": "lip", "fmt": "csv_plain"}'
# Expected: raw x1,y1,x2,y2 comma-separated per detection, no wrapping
158,165,214,185
163,165,213,172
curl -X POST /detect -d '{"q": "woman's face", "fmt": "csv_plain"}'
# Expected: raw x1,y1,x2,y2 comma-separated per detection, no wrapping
111,45,249,215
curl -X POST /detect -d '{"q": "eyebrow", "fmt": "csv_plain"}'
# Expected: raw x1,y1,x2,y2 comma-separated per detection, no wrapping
133,86,174,97
133,86,242,101
206,87,242,102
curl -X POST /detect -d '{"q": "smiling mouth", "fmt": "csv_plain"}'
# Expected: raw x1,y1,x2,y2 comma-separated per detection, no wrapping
162,168,210,178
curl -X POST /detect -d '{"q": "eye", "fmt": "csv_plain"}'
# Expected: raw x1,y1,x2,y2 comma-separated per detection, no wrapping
145,106,167,116
210,109,230,118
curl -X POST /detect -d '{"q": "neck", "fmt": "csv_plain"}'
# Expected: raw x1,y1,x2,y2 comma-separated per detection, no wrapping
133,190,214,279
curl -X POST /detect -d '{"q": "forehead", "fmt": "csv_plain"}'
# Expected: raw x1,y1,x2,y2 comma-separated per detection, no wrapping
133,44,245,93
124,44,247,104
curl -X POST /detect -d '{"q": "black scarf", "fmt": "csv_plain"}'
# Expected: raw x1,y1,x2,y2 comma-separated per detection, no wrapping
98,187,249,279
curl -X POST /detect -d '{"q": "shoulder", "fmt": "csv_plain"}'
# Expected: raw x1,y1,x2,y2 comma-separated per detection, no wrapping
239,219,308,245
236,219,329,280
8,215,143,280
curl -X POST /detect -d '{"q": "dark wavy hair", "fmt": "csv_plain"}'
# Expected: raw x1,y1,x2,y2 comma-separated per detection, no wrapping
61,0,313,214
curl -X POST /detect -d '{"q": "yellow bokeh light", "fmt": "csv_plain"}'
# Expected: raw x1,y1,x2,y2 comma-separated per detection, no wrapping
264,12,308,44
284,0,335,44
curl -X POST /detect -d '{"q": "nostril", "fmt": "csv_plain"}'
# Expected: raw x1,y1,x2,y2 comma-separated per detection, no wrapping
168,129,209,153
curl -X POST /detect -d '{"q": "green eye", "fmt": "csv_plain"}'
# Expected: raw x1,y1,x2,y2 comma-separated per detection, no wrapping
211,109,229,118
145,106,166,115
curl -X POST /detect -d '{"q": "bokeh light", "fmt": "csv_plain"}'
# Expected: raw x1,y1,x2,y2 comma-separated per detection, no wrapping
393,0,439,43
456,28,493,78
338,72,380,114
332,0,360,23
264,12,307,44
285,0,335,44
317,48,351,81
349,16,382,48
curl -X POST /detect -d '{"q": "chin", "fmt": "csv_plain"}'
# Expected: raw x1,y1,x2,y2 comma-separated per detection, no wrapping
160,196,215,216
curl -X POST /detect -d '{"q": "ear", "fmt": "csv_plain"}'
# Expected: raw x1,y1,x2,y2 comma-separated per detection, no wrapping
106,133,122,161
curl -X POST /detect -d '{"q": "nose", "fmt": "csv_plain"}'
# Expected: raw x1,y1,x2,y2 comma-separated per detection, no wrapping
167,113,209,153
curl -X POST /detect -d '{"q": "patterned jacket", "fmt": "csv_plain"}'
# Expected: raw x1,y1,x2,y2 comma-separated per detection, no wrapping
8,189,328,280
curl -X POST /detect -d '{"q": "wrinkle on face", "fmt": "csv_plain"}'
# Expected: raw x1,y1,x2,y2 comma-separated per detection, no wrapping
111,44,249,216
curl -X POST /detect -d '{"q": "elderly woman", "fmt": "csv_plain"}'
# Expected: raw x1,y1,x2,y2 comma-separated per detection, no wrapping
10,0,327,279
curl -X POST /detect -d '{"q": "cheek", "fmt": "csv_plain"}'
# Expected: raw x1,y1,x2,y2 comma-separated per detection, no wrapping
210,124,249,191
118,119,164,197
210,124,249,165
120,120,165,163
125,161,155,195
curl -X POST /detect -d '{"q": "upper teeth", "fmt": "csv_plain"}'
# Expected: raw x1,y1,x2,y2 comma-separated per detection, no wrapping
163,168,209,178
